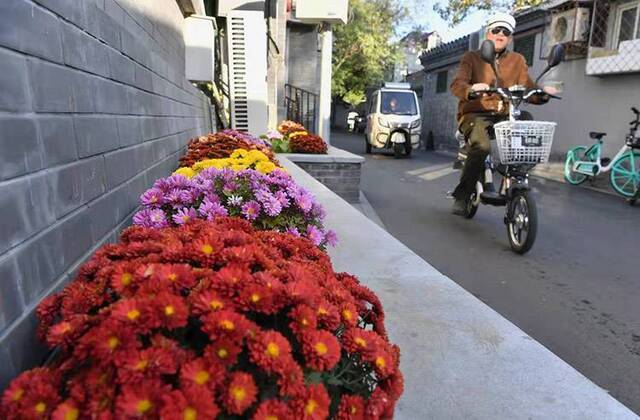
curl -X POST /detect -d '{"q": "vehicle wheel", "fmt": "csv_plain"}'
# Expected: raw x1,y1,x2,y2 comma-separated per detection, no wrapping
564,146,588,185
393,143,403,159
609,150,640,198
365,136,372,154
463,192,479,219
405,142,412,158
506,190,537,254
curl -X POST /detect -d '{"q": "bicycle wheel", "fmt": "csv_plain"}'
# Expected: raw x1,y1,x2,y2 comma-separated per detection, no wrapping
564,146,588,185
506,190,537,254
610,150,640,198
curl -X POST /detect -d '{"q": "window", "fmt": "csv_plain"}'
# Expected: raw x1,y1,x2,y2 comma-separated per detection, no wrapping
380,91,418,115
614,1,640,48
514,34,536,66
436,71,448,93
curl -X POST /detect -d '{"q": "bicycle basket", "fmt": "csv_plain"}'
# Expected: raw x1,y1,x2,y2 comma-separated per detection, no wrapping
493,121,556,165
626,134,640,149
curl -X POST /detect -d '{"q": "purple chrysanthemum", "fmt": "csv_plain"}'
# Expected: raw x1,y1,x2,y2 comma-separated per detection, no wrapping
274,190,290,208
241,200,261,221
199,197,228,220
140,188,164,207
285,227,301,237
133,208,169,228
306,225,325,246
324,230,338,247
262,197,282,217
172,207,198,225
294,191,314,213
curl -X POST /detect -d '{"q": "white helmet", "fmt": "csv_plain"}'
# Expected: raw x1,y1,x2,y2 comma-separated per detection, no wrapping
486,12,516,33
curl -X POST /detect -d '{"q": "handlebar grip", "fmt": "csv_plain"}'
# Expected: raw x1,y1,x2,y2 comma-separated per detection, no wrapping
632,107,639,114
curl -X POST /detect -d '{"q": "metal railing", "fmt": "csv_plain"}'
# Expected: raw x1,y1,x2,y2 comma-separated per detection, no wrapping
284,84,318,133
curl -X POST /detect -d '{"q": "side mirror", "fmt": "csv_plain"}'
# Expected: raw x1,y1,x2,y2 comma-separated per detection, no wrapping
480,40,496,64
548,44,565,68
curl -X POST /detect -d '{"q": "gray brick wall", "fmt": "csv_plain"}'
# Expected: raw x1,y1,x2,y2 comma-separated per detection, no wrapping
295,162,362,203
423,65,460,152
0,0,213,389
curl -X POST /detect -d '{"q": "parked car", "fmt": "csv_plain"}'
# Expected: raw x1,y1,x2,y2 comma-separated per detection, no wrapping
365,83,421,158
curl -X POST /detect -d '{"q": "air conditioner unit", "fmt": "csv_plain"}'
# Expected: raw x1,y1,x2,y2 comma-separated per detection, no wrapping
217,0,265,17
226,11,268,134
184,16,215,82
549,7,591,44
294,0,348,24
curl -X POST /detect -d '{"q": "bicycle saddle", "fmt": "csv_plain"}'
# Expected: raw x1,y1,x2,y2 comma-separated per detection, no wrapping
589,132,606,139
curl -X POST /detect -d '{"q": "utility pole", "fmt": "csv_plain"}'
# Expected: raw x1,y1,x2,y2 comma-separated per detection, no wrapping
318,23,333,145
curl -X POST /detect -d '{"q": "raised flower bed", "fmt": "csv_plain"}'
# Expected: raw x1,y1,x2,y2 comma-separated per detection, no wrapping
0,127,401,419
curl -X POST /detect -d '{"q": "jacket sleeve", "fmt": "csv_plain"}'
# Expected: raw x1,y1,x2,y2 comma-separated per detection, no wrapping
450,52,474,101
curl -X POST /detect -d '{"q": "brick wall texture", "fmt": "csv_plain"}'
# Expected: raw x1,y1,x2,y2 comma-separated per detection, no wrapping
0,0,213,388
423,65,460,152
295,162,361,203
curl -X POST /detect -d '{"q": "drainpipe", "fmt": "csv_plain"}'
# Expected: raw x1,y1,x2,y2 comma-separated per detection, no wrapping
318,23,333,145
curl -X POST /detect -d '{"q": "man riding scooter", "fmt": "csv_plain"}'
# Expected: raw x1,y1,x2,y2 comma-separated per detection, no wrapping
450,12,559,215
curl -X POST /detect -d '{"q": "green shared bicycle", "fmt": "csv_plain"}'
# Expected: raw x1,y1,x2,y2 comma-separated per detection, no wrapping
564,107,640,204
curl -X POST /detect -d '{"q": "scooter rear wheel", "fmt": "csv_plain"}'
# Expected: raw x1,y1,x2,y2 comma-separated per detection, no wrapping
463,192,479,219
506,190,537,254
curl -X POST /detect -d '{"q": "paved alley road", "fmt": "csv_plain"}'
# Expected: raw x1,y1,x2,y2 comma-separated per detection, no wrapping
332,130,640,414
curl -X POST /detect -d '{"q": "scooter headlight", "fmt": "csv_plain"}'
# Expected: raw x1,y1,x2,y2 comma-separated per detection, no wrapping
378,117,390,128
410,119,421,129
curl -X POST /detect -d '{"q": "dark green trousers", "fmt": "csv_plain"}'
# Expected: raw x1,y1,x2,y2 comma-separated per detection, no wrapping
452,114,501,199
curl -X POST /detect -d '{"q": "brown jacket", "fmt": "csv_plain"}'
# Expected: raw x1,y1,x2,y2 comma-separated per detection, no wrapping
450,50,538,120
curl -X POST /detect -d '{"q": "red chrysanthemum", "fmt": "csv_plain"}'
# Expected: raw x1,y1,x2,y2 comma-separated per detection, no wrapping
152,263,197,290
76,321,139,363
115,379,167,418
159,386,220,420
336,394,366,420
365,388,392,419
51,399,81,420
117,347,178,383
190,236,223,266
370,348,395,380
110,262,139,296
247,330,293,374
45,314,90,350
110,298,148,329
152,291,189,330
252,399,291,420
300,330,341,371
203,338,243,367
339,302,359,328
238,284,278,314
220,372,258,415
202,310,250,342
291,383,330,420
210,264,254,298
288,304,318,336
315,300,341,331
276,362,306,398
342,328,382,360
1,368,61,419
180,358,226,391
191,289,231,316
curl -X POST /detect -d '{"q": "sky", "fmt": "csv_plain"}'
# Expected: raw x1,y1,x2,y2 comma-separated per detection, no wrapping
398,1,490,43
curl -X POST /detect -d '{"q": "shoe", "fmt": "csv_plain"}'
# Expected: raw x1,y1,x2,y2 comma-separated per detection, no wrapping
451,198,467,216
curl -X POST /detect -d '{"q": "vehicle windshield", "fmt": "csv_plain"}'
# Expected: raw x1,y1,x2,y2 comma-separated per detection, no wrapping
380,91,418,115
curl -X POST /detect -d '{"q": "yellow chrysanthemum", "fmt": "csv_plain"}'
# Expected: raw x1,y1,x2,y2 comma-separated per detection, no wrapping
247,149,269,162
173,167,196,178
231,164,247,172
288,131,308,139
230,149,249,159
255,161,277,174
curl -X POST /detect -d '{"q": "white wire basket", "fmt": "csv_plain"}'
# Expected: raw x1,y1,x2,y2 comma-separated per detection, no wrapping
493,121,556,165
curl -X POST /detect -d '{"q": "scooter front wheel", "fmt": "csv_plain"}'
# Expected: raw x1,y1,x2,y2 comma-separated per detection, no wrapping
393,143,403,158
506,190,537,254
